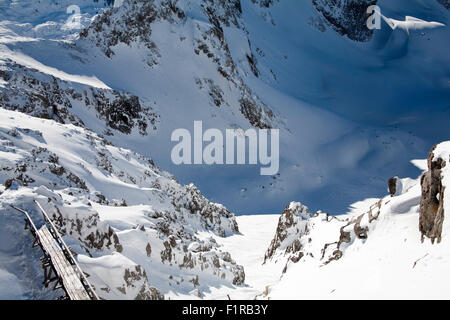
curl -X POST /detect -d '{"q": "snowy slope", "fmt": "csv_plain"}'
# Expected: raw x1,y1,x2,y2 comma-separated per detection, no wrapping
0,108,244,300
184,141,450,300
1,0,448,215
258,141,450,299
0,0,112,40
199,214,282,300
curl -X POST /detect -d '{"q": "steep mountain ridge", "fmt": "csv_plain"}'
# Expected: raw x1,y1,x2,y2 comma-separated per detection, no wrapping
0,60,158,136
312,0,378,41
0,0,449,300
261,142,450,299
0,109,244,299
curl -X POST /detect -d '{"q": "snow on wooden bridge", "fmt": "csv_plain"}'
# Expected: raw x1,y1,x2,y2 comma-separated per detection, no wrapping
11,201,99,300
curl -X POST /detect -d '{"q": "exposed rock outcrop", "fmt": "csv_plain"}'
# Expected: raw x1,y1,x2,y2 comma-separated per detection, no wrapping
388,176,403,197
419,145,446,244
388,177,398,197
82,254,163,300
265,198,385,274
123,265,164,300
250,0,279,8
78,0,277,130
312,0,378,41
320,199,382,265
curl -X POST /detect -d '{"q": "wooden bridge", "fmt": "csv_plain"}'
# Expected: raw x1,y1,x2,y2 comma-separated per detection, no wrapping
11,201,99,300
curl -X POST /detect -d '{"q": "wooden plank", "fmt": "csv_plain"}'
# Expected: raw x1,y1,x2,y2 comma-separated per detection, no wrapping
36,226,91,300
11,203,98,300
34,200,99,300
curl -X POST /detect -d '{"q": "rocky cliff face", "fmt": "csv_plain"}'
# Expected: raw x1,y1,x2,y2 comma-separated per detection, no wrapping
437,0,450,10
312,0,378,41
262,146,450,299
264,142,450,283
0,61,159,136
264,202,311,264
78,0,276,129
420,145,446,244
0,109,244,299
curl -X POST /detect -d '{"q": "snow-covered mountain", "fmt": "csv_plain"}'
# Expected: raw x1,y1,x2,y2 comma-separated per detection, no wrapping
257,141,450,299
0,109,243,299
0,0,449,300
189,141,450,300
1,0,448,214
